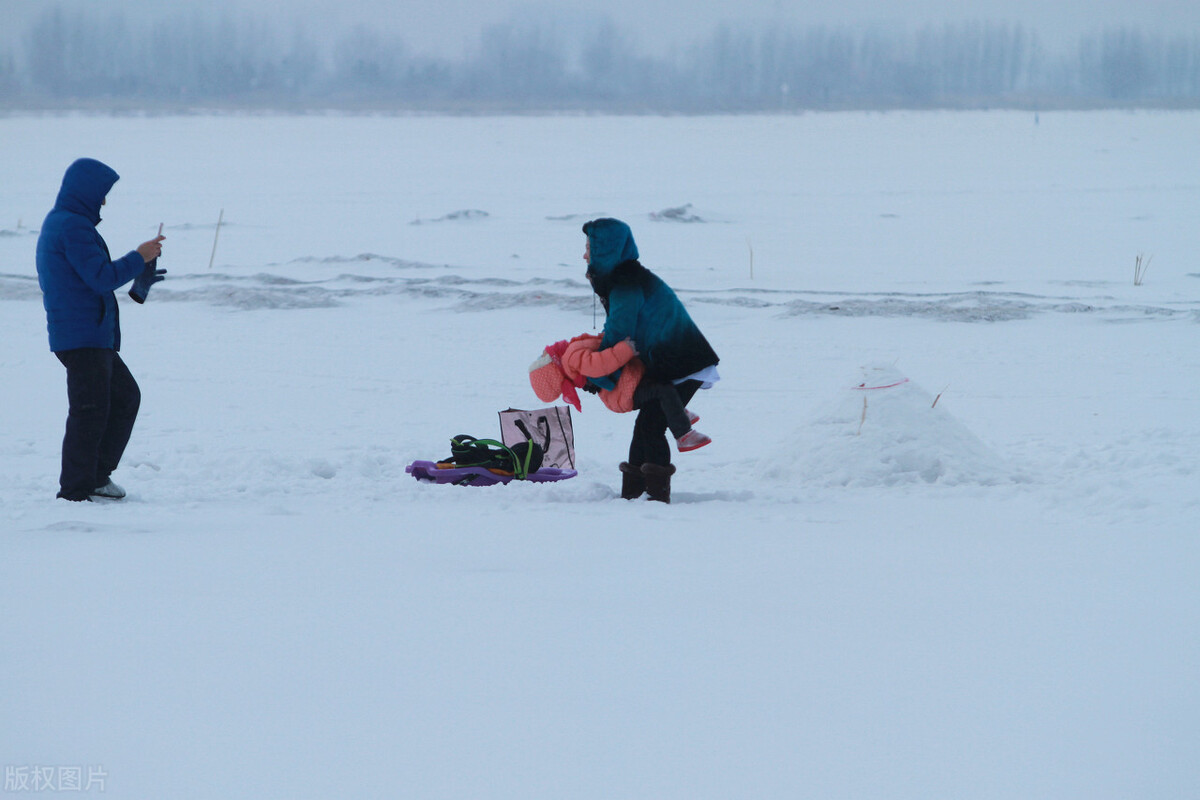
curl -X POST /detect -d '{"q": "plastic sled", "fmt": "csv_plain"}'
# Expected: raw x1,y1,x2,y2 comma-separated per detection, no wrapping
406,460,577,487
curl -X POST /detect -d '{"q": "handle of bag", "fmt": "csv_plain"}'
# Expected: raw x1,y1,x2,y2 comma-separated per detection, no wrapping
515,417,551,451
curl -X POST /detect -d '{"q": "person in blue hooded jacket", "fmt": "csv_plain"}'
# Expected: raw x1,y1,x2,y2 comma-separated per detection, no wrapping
582,218,720,503
36,158,166,502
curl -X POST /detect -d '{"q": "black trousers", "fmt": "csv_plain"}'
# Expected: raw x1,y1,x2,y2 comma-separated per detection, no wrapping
55,348,140,500
628,379,701,468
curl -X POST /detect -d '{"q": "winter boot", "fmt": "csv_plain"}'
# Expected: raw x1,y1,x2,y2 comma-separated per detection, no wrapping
641,462,676,504
619,462,646,500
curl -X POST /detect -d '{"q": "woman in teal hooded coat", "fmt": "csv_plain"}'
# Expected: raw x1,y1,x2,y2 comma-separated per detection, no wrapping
582,218,719,502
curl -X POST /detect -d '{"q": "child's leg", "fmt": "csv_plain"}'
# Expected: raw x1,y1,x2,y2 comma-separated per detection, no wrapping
633,379,693,440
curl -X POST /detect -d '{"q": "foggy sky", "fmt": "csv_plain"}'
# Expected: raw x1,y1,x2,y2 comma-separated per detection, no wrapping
5,0,1200,54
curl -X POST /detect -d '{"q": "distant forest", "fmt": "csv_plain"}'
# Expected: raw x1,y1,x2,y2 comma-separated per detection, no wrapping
2,7,1198,111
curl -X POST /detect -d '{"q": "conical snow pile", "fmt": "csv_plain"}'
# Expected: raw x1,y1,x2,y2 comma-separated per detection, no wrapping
774,363,1020,488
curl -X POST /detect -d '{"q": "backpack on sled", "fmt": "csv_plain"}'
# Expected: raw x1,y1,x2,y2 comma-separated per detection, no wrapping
406,429,577,487
439,435,543,479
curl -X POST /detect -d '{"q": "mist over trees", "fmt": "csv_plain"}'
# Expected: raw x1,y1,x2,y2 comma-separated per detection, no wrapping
2,6,1198,111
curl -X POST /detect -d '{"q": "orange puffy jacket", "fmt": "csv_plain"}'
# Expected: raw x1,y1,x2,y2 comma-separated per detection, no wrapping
559,333,644,413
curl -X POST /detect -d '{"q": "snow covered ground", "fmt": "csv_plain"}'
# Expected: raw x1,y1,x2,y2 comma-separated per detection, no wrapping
2,111,1198,798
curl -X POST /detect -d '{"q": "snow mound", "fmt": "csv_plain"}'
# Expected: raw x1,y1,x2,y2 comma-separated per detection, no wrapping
649,203,705,223
410,209,490,225
769,364,1022,488
545,211,608,222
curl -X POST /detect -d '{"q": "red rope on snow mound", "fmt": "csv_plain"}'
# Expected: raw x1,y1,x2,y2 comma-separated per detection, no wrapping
851,378,910,391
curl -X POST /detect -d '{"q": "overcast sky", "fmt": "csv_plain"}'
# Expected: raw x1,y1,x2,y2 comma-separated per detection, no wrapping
6,0,1200,54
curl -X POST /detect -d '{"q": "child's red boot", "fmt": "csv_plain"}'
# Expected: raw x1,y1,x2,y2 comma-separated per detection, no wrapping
676,429,711,452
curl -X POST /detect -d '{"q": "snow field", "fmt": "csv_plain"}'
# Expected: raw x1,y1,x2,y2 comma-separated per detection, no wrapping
2,111,1198,799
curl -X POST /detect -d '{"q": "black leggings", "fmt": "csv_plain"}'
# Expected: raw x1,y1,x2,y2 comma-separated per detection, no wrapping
55,348,141,499
628,379,701,468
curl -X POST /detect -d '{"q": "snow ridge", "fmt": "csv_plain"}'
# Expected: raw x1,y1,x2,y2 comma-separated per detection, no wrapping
8,262,1192,322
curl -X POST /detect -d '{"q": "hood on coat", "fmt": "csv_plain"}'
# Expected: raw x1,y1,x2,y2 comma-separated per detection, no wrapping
54,158,119,225
582,218,639,279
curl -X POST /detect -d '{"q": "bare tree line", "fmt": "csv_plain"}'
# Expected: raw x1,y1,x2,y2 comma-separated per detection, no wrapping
1,7,1198,110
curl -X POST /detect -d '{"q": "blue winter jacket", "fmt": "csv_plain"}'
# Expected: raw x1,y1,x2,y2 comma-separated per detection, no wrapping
36,158,146,352
583,218,719,384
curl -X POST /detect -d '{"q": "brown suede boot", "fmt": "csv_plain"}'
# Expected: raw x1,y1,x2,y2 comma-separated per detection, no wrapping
619,462,646,499
640,462,676,503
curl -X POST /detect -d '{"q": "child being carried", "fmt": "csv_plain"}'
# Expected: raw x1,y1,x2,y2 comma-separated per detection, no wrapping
528,333,710,452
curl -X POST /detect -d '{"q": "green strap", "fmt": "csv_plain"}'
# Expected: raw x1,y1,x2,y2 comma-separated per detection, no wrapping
473,438,531,480
449,436,530,480
513,442,534,480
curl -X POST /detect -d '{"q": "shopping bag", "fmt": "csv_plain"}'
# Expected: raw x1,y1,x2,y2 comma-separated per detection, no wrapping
499,406,575,470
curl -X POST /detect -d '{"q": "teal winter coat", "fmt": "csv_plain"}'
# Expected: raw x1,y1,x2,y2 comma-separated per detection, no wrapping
583,218,719,383
36,158,146,352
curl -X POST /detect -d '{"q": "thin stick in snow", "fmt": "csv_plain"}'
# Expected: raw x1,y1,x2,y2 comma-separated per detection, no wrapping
932,384,949,408
1133,253,1152,286
208,208,224,270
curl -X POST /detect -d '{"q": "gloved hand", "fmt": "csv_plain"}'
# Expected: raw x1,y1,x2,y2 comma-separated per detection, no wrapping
129,259,167,304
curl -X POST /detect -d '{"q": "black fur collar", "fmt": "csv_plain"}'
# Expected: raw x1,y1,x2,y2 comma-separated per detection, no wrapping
588,259,646,301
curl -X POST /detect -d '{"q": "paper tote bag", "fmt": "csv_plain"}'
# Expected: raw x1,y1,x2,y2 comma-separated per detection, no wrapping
499,406,575,470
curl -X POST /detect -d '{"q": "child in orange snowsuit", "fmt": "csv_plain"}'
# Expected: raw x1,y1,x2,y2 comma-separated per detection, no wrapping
528,333,709,452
